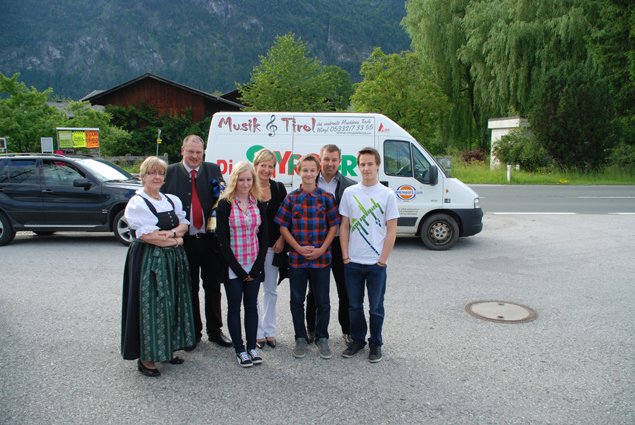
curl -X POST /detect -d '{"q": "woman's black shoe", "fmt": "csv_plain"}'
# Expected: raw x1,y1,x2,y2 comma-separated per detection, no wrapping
266,338,276,348
169,356,185,365
137,359,161,377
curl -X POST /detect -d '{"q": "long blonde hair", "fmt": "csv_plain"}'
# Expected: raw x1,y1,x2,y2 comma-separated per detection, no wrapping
221,161,261,203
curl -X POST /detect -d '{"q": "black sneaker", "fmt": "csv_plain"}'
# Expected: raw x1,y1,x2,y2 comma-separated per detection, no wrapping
236,351,253,368
369,345,382,363
342,341,365,358
248,348,263,365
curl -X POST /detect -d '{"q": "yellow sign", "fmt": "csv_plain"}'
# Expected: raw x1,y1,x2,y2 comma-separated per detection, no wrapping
59,131,73,148
56,128,100,149
72,131,87,148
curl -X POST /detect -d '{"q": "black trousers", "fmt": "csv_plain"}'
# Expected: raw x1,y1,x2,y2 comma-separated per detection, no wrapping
183,235,225,340
306,237,350,335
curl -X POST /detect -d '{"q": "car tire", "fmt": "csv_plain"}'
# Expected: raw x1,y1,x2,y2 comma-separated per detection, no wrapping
113,210,132,246
0,212,17,246
421,213,459,250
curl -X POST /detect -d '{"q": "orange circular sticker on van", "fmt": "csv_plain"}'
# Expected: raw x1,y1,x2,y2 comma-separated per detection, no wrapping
395,185,416,200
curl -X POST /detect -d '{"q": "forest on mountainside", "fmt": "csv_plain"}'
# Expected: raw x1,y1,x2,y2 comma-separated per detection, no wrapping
0,0,410,98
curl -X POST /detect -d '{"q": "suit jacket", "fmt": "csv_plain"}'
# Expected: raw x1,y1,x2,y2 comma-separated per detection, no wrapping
162,161,224,226
316,171,356,207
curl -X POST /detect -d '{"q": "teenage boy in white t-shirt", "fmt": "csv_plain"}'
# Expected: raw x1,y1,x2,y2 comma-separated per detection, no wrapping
339,147,399,363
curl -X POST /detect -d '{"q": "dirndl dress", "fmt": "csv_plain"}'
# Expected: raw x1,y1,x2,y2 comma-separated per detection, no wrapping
121,195,196,361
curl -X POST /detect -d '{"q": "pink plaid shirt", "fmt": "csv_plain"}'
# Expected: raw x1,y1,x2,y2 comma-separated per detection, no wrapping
229,195,262,266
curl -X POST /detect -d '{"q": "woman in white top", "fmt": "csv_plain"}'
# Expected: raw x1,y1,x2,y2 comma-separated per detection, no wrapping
121,156,196,377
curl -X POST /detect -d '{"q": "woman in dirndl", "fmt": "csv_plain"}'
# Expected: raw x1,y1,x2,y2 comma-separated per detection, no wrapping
121,156,196,377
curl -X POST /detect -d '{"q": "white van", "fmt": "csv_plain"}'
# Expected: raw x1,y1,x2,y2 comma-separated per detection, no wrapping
205,112,482,250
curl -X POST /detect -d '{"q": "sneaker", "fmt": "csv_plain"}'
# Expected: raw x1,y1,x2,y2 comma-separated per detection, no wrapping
236,351,253,368
248,348,263,365
316,338,332,359
292,338,308,358
342,341,365,358
343,334,353,347
369,345,382,363
307,331,315,344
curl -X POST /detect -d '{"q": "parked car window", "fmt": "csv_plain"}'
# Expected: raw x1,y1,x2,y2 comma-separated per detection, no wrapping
0,158,8,183
42,160,85,186
76,159,133,182
384,140,412,177
5,159,39,184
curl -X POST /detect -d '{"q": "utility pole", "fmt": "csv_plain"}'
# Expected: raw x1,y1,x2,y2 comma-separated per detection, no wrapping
156,129,162,156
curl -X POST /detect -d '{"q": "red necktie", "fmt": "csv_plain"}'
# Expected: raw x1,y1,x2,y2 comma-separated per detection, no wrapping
190,169,204,229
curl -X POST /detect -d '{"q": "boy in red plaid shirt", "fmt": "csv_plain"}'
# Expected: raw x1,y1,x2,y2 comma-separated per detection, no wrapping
275,154,340,359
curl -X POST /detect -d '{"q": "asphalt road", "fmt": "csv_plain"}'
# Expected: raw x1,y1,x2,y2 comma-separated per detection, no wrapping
472,184,635,214
1,186,634,424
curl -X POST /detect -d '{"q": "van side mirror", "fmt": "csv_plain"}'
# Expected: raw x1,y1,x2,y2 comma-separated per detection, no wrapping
429,165,438,186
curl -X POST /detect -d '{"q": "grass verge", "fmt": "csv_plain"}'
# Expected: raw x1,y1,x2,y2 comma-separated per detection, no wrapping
451,162,635,184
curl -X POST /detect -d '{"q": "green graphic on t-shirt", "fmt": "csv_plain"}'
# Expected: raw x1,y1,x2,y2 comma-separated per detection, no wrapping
350,195,385,255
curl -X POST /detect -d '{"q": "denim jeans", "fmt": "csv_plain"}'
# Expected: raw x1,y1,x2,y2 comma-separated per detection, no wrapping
289,266,330,340
306,237,350,335
224,277,260,353
344,262,387,347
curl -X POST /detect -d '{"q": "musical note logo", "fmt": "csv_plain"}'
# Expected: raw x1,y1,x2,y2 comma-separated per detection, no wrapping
266,114,278,137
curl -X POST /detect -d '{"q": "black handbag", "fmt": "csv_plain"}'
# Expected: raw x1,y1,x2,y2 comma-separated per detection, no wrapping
272,250,289,285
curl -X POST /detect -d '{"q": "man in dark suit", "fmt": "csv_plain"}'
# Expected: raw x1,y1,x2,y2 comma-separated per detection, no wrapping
162,134,232,348
306,144,356,346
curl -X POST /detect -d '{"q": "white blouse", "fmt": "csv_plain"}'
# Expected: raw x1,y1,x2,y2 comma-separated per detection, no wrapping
124,190,189,238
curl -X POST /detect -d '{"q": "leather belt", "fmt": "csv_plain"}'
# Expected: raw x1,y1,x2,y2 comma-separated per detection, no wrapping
186,233,206,239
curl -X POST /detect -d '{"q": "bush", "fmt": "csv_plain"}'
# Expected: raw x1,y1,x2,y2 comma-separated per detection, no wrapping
493,129,551,171
460,149,486,163
608,142,635,168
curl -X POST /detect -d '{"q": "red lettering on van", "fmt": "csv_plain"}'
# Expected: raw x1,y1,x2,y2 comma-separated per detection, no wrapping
280,117,316,133
217,117,261,133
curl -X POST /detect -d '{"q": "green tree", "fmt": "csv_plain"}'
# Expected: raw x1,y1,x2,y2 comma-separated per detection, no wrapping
0,72,65,152
587,0,635,166
402,0,478,150
352,48,450,153
403,0,628,168
106,103,209,161
59,101,131,155
239,33,353,111
531,67,615,170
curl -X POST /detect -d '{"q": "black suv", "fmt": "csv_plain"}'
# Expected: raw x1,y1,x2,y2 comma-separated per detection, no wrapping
0,154,140,246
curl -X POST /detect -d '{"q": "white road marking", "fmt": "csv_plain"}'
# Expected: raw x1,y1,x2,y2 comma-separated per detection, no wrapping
492,212,577,215
577,196,635,199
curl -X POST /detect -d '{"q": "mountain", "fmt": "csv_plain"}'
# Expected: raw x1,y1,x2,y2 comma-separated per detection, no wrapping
0,0,410,99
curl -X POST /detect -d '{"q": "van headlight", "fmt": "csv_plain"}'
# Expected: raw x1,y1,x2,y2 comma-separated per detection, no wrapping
474,197,480,208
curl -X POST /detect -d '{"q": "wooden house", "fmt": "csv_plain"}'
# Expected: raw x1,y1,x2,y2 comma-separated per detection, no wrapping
80,73,243,121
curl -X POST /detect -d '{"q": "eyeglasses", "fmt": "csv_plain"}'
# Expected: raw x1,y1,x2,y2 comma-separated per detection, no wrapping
145,170,165,176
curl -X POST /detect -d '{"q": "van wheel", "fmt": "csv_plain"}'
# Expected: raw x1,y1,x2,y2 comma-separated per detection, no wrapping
0,212,16,246
421,214,459,250
113,210,132,246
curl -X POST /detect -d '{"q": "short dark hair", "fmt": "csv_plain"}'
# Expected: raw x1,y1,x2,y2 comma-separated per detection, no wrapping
320,144,341,157
357,147,381,166
296,154,320,171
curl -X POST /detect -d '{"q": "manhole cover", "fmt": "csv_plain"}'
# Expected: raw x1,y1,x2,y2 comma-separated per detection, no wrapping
465,300,537,323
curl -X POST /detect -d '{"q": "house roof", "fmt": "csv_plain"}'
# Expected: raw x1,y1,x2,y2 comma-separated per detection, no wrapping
79,73,244,108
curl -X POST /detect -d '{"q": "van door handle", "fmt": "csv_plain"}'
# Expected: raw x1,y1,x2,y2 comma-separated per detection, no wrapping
380,181,389,187
41,189,53,193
